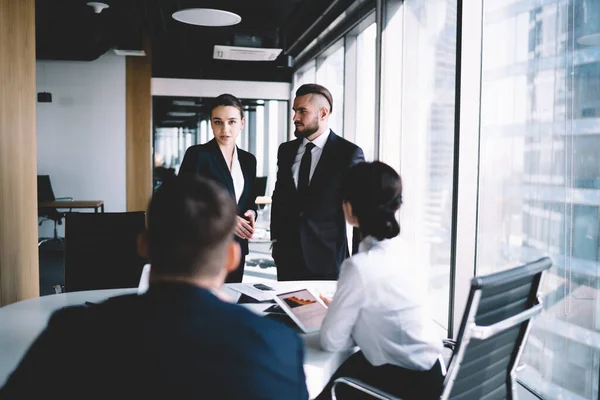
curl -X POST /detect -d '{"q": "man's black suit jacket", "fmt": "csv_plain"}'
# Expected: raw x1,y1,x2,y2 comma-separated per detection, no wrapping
0,282,308,399
179,139,257,255
271,131,364,278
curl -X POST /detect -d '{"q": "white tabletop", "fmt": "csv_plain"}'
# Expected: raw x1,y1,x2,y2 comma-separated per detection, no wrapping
0,282,354,399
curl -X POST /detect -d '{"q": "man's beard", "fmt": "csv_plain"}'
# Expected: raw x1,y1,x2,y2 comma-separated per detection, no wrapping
294,118,320,138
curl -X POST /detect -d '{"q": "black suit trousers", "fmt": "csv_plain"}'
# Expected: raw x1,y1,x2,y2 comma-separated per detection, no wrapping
274,231,337,281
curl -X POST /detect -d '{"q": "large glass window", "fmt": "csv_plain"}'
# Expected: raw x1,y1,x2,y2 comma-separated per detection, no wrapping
380,0,457,330
292,60,316,94
355,23,377,161
316,43,345,135
477,1,600,398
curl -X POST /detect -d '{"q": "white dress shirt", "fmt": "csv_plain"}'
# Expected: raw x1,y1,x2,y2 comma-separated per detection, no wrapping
292,129,330,188
320,235,443,370
230,146,245,204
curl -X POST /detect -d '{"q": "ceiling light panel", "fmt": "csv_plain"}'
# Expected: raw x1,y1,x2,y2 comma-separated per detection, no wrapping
167,111,196,117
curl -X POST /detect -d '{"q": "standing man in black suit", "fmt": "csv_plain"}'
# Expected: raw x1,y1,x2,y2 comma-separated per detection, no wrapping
0,176,308,400
179,94,257,283
271,84,365,281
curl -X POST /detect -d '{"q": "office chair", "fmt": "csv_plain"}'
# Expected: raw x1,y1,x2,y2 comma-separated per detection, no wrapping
64,212,147,292
332,257,552,400
253,176,268,209
37,175,72,247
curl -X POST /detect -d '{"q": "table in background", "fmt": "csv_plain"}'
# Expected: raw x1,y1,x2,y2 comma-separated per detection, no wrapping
254,196,272,206
0,281,352,399
39,200,104,213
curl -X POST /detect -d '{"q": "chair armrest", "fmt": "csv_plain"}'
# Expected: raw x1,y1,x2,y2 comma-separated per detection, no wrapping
443,339,456,350
332,377,403,400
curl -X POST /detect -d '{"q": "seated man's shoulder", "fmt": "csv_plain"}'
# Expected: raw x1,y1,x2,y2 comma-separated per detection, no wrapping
48,293,141,328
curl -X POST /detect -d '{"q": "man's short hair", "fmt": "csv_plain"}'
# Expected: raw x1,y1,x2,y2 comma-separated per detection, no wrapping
147,176,237,277
296,83,333,113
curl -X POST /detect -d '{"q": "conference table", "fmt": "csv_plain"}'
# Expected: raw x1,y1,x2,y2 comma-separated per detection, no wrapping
38,200,105,213
0,281,355,399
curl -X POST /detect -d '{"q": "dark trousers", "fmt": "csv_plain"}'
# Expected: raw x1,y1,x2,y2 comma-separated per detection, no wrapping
316,351,444,400
274,242,337,281
225,254,245,283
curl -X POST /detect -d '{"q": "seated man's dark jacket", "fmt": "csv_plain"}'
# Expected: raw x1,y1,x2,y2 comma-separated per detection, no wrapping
0,282,309,399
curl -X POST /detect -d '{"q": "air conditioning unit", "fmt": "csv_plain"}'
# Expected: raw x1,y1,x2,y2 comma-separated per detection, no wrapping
213,45,282,61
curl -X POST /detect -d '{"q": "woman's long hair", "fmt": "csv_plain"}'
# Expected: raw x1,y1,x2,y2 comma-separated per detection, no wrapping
341,161,403,241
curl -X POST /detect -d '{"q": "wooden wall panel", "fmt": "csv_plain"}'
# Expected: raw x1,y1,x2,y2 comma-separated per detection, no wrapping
126,42,152,212
0,0,39,305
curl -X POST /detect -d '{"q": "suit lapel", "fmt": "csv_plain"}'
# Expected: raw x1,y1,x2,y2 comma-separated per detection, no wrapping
207,139,235,197
239,151,252,208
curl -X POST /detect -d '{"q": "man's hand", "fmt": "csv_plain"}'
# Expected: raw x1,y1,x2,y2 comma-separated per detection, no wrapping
234,211,255,239
320,294,332,306
244,210,255,229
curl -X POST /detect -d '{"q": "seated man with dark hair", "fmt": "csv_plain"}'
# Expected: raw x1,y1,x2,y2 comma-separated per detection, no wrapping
0,176,308,400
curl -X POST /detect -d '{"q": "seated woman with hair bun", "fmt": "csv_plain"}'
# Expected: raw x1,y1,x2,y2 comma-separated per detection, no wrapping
317,161,445,400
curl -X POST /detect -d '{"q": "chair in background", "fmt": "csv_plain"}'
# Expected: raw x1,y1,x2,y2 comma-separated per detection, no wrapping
253,176,268,209
64,212,147,292
37,175,72,247
332,257,552,400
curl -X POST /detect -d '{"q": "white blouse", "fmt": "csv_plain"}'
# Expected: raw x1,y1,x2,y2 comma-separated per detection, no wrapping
320,235,443,370
230,146,245,204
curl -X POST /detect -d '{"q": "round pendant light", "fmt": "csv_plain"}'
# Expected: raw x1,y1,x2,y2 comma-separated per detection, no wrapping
172,8,241,27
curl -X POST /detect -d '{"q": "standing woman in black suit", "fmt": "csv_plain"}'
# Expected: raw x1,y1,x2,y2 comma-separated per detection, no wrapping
179,94,257,283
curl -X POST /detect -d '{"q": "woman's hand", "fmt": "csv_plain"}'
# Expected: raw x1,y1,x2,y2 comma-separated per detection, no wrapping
234,211,255,239
319,294,333,306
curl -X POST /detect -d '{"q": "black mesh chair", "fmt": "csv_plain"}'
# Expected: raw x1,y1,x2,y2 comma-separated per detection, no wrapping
37,175,72,247
332,257,552,400
64,212,147,292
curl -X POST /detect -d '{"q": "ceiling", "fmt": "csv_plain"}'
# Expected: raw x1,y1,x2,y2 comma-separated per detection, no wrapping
35,0,344,82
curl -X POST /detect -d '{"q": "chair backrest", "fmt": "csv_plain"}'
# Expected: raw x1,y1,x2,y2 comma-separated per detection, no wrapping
64,212,147,292
442,257,551,400
253,176,268,197
37,175,63,222
37,175,56,202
